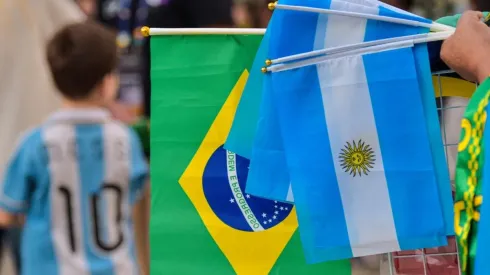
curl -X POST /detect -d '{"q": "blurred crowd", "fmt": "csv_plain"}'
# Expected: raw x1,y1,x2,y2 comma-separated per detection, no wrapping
72,0,440,123
0,0,488,275
63,0,487,147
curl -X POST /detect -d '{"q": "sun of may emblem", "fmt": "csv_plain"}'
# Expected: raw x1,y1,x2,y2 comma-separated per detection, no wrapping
339,140,376,177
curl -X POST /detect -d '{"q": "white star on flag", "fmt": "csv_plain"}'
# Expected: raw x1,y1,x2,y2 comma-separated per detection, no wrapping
262,213,267,218
229,198,235,203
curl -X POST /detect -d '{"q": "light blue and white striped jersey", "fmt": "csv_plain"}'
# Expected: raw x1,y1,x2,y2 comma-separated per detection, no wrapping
0,109,148,275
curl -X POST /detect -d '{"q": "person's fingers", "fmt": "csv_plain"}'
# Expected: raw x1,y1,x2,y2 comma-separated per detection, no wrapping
464,10,483,19
458,10,484,27
473,11,484,22
439,39,451,64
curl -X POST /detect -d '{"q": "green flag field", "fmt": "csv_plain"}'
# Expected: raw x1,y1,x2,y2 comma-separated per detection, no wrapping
149,31,352,275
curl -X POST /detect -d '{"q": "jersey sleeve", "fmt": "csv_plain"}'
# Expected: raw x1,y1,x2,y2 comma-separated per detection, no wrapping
128,128,149,204
0,131,38,213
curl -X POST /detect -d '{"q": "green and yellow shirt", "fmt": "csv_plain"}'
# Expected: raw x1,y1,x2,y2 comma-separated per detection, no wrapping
455,78,490,275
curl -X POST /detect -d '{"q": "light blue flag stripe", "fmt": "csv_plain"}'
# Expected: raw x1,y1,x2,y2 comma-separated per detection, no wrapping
412,43,454,236
224,29,271,159
363,48,447,251
378,5,454,236
268,0,353,262
245,74,294,203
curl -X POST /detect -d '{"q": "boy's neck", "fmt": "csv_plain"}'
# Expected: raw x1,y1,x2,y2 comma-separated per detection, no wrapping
62,99,105,110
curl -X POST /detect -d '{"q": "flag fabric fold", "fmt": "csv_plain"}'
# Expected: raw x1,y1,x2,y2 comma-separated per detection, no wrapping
224,29,271,159
245,73,294,203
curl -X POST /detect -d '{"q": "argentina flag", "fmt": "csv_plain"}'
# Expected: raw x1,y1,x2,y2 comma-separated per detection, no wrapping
225,28,270,160
266,0,449,262
228,0,454,233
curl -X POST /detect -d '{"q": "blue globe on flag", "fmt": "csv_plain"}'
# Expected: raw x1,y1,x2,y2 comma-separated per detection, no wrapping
203,146,293,232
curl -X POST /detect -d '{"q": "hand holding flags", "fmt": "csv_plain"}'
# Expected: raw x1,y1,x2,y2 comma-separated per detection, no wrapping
226,0,455,264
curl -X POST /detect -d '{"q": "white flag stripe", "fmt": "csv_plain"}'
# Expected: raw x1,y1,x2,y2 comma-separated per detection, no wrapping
324,1,377,48
315,10,400,256
346,0,378,7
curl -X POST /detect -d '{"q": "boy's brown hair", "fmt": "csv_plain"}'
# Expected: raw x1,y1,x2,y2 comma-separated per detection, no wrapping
46,21,118,100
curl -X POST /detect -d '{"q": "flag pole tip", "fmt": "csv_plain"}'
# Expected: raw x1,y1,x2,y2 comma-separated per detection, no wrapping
265,59,272,66
141,26,150,37
261,67,268,73
268,1,277,11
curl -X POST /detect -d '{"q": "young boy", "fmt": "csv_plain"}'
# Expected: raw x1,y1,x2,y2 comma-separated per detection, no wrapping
0,21,148,275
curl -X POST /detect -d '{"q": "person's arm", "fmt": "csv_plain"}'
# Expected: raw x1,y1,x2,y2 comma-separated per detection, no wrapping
133,182,150,275
441,11,490,84
0,133,36,227
105,101,138,124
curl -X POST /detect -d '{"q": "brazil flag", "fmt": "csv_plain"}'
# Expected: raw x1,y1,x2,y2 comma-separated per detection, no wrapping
149,32,352,274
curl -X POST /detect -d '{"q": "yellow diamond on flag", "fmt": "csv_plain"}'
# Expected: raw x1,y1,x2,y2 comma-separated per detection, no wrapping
179,70,298,274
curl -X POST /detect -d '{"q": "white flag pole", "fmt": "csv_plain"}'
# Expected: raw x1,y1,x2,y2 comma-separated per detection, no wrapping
271,2,454,32
266,31,452,73
142,27,266,36
268,31,453,66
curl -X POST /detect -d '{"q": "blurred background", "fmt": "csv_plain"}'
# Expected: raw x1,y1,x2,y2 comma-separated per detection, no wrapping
73,0,478,122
